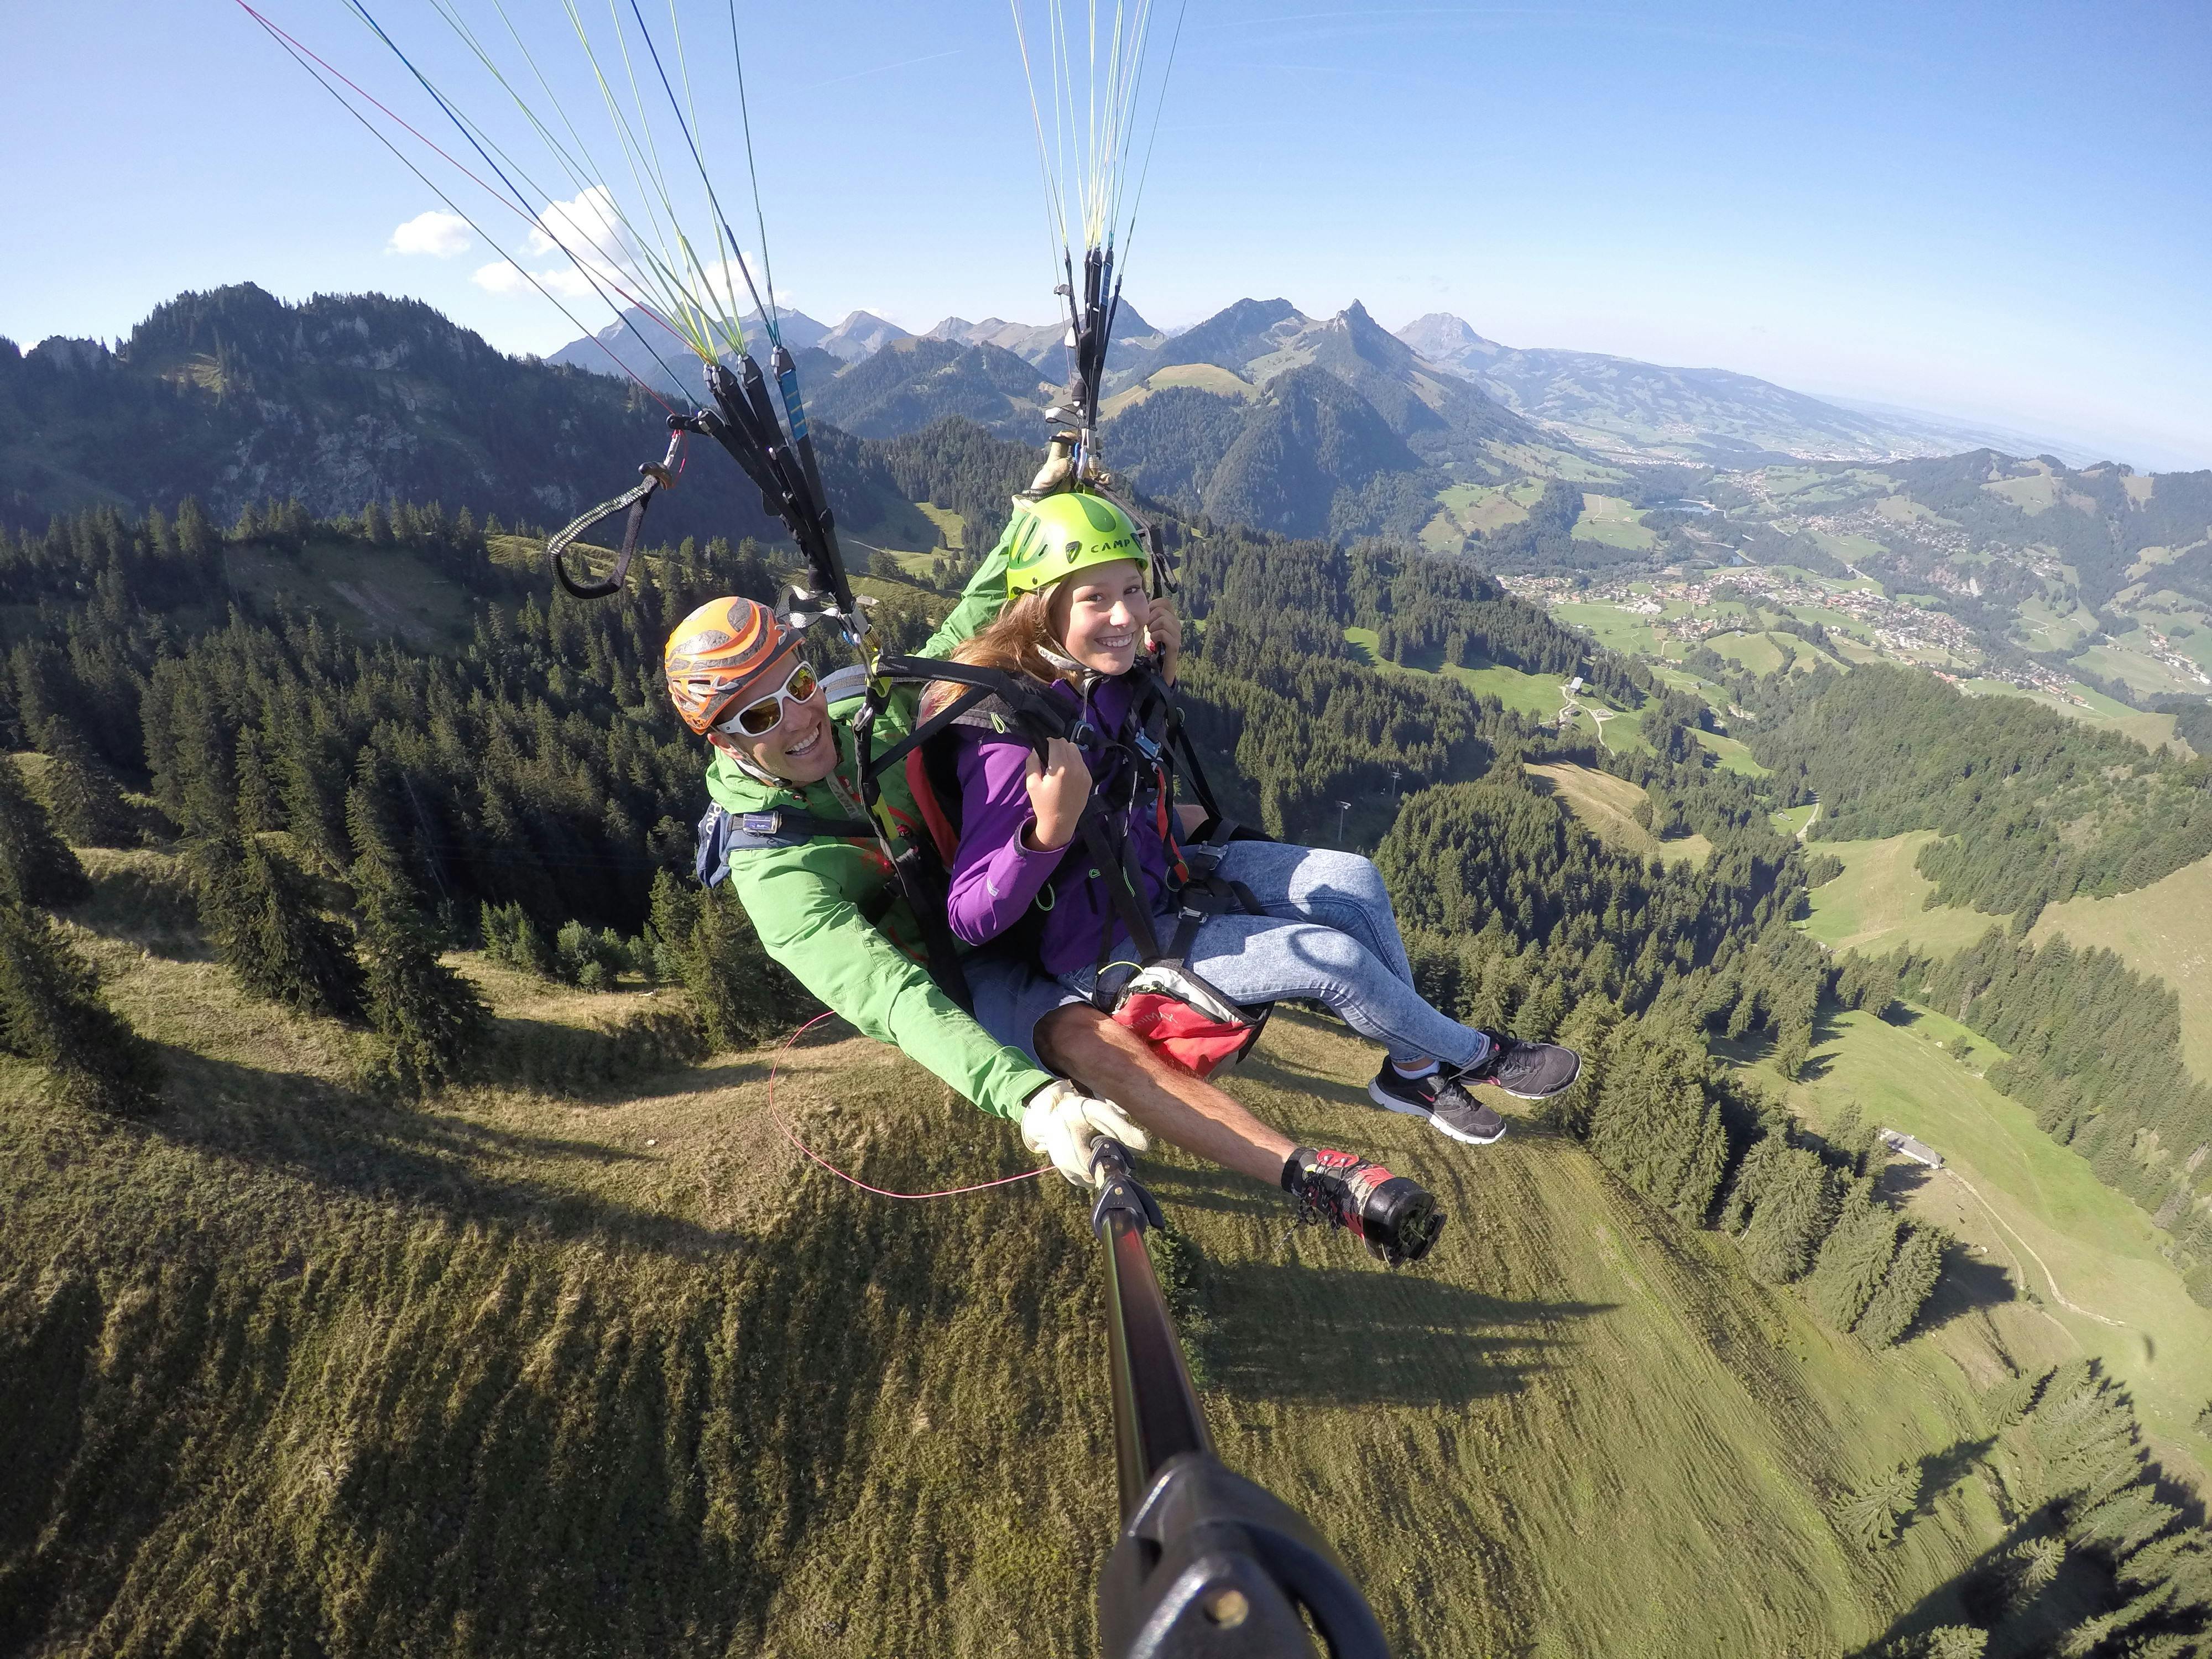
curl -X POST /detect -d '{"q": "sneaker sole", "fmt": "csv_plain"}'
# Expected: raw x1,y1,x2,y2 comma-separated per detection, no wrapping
1472,1057,1583,1102
1368,1082,1507,1146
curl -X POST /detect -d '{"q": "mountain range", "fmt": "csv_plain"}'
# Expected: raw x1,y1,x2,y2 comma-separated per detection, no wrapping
549,297,2101,474
0,285,919,546
1,280,2142,569
545,305,916,398
1392,313,2094,468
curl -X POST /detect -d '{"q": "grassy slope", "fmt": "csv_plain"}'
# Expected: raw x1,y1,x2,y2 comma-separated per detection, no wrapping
1694,728,1770,776
1958,677,2187,755
1524,761,1714,866
1735,1010,2212,1489
1802,833,2006,958
2031,852,2212,1084
3,872,2043,1657
221,540,478,652
1340,635,1651,758
1571,494,1656,551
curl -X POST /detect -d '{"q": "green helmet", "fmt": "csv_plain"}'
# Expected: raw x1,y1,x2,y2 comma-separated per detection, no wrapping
1003,491,1148,598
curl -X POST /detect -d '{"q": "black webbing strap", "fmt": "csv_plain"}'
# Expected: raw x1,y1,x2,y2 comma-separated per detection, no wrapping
859,682,1006,786
1081,807,1160,1009
846,675,993,1014
857,657,1079,788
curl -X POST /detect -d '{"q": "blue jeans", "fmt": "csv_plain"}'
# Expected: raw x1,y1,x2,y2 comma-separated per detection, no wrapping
1058,841,1488,1071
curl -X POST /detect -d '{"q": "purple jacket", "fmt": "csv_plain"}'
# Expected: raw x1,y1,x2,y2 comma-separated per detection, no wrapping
944,672,1175,977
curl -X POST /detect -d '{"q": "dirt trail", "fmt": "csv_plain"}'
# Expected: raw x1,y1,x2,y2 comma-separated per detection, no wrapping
1942,1168,2128,1330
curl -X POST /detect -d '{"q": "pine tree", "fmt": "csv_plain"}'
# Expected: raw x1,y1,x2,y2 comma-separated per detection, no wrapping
1806,1177,1902,1332
1825,1100,1872,1176
679,883,805,1050
234,728,281,832
1854,1224,1948,1347
276,726,347,872
353,856,487,1096
1588,1026,1729,1225
481,900,557,977
1982,1369,2046,1432
174,495,216,562
1737,1142,1839,1284
35,716,135,847
0,901,161,1114
1918,1628,1987,1659
189,832,363,1019
1833,1459,1920,1550
0,759,90,906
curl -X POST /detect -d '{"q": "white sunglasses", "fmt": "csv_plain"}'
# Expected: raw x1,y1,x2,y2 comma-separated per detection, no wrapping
713,660,821,738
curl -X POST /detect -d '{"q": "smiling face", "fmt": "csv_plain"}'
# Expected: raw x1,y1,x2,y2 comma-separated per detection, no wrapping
708,672,835,784
1050,558,1148,676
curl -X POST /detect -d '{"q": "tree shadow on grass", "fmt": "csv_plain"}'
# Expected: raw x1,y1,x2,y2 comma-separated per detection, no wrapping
144,1044,753,1259
1142,1157,1285,1222
1199,1256,1609,1410
0,1101,1023,1659
1909,1434,1998,1524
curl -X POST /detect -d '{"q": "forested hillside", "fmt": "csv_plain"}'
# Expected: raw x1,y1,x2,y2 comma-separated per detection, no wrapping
0,286,910,545
1740,663,2212,919
5,384,2212,1653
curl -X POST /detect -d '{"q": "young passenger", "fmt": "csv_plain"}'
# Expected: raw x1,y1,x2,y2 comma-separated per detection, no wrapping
677,582,1445,1263
935,491,1582,1156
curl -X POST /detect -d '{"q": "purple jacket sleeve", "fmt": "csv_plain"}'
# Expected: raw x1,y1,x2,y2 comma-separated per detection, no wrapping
945,732,1069,946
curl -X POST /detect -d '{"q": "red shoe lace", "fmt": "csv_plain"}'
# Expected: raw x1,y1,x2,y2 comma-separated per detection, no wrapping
1305,1149,1396,1241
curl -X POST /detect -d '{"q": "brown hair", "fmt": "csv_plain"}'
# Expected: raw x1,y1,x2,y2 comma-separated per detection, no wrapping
922,587,1072,717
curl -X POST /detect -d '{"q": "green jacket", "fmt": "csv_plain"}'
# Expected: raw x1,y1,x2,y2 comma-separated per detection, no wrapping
702,533,1045,1120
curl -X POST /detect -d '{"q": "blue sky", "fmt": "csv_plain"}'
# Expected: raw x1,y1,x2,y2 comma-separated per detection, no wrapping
3,1,2208,467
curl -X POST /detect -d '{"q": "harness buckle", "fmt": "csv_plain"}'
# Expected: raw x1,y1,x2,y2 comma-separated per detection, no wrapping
1181,843,1227,879
741,812,783,836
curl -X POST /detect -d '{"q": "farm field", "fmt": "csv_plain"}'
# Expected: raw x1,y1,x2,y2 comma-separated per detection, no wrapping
2031,852,2212,1084
1572,493,1656,550
1550,599,1661,656
1708,630,1791,676
1694,728,1768,776
1524,761,1714,865
1800,833,2006,958
1772,802,1819,837
1741,1009,2212,1488
1958,679,2185,753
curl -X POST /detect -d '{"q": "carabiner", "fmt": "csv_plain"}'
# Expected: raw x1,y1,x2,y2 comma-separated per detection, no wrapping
547,423,687,600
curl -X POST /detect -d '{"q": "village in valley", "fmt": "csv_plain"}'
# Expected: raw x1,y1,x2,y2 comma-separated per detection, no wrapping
1496,560,2081,694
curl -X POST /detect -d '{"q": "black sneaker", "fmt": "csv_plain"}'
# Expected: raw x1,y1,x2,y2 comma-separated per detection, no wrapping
1282,1147,1446,1266
1458,1032,1582,1101
1370,1062,1507,1145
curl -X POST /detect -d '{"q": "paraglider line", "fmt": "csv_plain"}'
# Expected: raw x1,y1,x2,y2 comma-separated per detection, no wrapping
726,1,783,338
333,0,701,394
623,0,771,347
764,1012,1050,1199
234,1,690,409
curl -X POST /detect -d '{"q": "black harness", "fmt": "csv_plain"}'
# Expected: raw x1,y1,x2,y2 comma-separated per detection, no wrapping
854,654,1270,1022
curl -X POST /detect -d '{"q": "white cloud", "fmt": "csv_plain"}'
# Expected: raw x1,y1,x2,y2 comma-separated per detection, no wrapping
467,187,791,321
387,210,472,258
472,260,530,296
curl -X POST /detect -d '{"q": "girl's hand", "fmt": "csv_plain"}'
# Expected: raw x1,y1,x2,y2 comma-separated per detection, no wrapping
1145,596,1182,684
1024,738,1093,851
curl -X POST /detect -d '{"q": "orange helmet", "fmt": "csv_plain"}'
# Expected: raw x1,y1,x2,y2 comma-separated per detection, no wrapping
664,596,803,737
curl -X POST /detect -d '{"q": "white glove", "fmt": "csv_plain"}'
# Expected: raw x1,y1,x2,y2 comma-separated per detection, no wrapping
1021,1080,1150,1186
